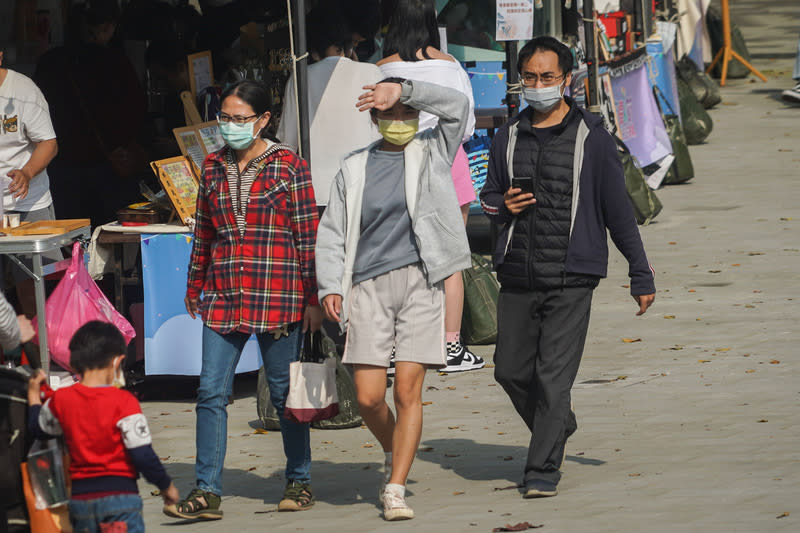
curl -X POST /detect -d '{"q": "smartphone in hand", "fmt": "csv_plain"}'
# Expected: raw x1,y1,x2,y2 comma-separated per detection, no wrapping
511,176,534,193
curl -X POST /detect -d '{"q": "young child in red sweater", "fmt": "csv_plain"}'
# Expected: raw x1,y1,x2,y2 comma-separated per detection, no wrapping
28,321,179,532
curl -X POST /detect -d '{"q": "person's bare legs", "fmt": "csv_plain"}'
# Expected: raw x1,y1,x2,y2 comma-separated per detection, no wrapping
388,361,427,485
443,206,470,336
353,364,395,452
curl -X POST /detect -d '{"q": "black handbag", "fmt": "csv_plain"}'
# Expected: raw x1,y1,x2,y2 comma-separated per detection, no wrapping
257,329,362,430
677,78,713,145
652,86,694,185
676,56,721,109
707,5,753,80
461,253,499,346
615,138,663,225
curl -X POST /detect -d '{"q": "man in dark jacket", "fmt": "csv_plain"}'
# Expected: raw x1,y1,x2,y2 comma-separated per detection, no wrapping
480,36,655,498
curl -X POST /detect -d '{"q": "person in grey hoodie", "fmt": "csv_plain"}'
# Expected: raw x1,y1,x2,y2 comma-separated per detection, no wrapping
315,78,470,521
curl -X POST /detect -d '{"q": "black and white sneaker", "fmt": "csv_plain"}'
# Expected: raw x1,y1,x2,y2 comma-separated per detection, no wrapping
387,346,396,376
443,344,485,373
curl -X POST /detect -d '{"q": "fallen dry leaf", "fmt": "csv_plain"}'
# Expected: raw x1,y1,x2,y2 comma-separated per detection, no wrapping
445,453,461,458
663,315,676,319
780,217,793,221
247,466,256,471
452,491,465,496
698,359,711,363
159,456,170,461
493,522,544,532
777,512,790,519
757,419,768,423
321,440,332,444
770,360,780,364
160,412,171,416
622,338,642,343
502,456,514,461
748,252,764,256
716,348,731,352
688,289,696,293
745,369,756,373
745,304,755,308
420,446,434,452
361,443,374,448
253,428,269,434
448,426,460,430
422,401,433,406
446,386,457,390
426,386,439,391
629,473,641,477
668,241,677,245
708,270,721,273
497,432,506,435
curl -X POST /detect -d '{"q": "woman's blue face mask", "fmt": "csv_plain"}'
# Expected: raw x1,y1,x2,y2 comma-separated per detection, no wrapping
218,119,262,150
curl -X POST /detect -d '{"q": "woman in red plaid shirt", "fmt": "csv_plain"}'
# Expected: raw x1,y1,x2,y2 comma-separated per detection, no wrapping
164,81,323,521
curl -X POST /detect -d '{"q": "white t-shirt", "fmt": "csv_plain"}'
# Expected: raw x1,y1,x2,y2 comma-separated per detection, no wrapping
0,69,56,211
379,57,476,142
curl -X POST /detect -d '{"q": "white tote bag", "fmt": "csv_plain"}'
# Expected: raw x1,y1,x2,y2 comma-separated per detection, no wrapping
284,331,339,424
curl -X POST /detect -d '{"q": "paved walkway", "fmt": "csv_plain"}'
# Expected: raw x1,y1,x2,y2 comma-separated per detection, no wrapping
139,2,800,531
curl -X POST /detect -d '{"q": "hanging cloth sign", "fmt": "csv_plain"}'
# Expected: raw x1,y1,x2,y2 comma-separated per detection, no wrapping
496,0,534,42
607,53,672,167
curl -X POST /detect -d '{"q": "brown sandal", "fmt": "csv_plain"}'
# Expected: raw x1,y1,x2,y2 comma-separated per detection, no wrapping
278,480,314,511
163,488,223,520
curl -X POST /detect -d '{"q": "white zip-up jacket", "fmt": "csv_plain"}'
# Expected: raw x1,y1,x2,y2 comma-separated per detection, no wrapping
315,79,472,330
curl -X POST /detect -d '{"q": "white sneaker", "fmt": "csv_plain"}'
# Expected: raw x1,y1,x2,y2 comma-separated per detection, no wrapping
782,83,800,104
443,344,485,373
383,486,414,521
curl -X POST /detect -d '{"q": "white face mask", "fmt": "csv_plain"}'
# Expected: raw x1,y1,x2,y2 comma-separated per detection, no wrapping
522,79,567,112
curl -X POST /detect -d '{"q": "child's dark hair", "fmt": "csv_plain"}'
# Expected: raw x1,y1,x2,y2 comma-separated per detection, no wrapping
69,321,127,374
369,77,407,118
221,80,279,142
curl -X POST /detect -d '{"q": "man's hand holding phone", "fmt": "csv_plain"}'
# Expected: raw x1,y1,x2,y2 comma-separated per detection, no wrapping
504,177,536,215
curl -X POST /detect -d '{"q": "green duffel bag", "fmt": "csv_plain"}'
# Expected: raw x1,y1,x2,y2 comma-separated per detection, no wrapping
663,114,694,185
676,56,721,109
677,78,713,145
461,253,499,345
615,138,662,225
257,330,362,430
707,5,753,79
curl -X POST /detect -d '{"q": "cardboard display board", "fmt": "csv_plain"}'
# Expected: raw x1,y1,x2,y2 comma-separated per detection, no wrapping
188,51,214,99
150,157,200,223
172,121,225,173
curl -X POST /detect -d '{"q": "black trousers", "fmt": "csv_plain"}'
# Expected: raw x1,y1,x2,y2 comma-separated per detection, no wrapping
494,286,593,485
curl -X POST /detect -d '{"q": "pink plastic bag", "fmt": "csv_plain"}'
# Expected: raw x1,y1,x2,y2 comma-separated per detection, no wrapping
33,242,135,371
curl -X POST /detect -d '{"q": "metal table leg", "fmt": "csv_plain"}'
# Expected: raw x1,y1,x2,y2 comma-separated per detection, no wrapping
32,253,49,375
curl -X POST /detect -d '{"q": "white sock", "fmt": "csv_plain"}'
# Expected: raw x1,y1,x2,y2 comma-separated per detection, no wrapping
385,483,404,496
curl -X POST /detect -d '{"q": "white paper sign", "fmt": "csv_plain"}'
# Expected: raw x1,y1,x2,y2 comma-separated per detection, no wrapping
496,0,534,42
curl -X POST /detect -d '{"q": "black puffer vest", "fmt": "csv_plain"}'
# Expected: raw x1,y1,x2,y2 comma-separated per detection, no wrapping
497,105,599,290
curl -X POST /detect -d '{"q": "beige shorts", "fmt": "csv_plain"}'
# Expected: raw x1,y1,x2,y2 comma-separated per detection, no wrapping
344,263,445,369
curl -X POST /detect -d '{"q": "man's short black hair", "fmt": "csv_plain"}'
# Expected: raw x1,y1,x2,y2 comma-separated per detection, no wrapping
517,36,573,76
307,4,352,58
69,321,127,374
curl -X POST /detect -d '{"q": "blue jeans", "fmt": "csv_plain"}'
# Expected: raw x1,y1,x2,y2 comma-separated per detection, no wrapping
68,494,144,533
195,324,310,495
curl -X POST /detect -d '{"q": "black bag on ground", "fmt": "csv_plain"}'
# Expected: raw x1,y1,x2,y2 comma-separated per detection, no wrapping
461,253,499,345
615,138,663,225
257,331,362,430
706,4,753,79
676,56,721,109
0,368,32,532
662,114,694,185
677,78,713,145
